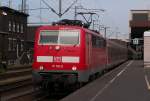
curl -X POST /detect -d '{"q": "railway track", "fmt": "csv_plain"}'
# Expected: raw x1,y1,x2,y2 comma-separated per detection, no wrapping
0,62,126,101
32,85,67,101
0,64,33,101
32,83,76,101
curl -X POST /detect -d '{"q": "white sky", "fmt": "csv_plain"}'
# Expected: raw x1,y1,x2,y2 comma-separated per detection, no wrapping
1,0,150,40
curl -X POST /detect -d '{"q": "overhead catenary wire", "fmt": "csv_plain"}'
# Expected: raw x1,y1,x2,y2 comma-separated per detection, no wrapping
41,0,59,16
26,0,106,33
61,0,78,16
40,0,78,18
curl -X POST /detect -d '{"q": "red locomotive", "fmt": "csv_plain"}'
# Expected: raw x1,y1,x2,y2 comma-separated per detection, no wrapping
32,19,128,88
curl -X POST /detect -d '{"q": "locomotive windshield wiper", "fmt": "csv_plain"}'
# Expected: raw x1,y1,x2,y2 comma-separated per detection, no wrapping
40,42,44,47
73,43,78,47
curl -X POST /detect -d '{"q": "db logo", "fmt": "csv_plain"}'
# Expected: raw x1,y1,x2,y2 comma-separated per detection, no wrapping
54,56,62,62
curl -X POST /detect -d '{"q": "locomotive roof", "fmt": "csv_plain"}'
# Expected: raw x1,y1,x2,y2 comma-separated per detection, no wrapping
37,25,103,37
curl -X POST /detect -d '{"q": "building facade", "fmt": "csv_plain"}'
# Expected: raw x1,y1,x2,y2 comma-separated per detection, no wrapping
0,6,29,65
129,10,150,59
26,25,40,63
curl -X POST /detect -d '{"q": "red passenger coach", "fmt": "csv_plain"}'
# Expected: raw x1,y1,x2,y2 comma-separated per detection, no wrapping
32,20,107,85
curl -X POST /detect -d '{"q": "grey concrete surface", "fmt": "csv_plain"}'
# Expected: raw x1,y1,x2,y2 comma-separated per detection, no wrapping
61,61,150,101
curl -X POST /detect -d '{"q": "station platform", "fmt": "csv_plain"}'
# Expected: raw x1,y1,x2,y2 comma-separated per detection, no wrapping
61,60,150,101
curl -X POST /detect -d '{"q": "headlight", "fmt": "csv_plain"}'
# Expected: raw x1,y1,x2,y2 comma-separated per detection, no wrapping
39,66,44,70
72,66,77,71
55,46,61,51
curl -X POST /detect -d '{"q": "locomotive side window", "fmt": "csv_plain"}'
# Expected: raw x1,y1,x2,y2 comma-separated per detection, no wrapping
92,35,105,48
101,38,106,47
39,30,80,45
92,35,98,48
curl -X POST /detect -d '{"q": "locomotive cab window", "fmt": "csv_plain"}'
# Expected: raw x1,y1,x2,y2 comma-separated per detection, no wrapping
40,31,58,44
59,30,79,45
39,30,80,45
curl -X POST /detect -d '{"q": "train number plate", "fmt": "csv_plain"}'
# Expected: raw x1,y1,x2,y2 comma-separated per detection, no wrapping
53,56,62,62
